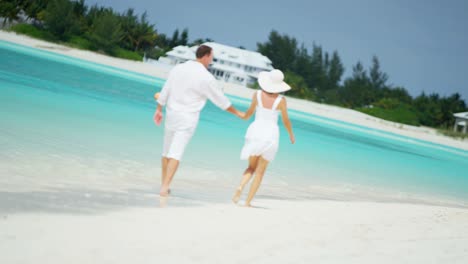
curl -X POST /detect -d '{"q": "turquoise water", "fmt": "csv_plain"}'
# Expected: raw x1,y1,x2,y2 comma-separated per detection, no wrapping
1,40,468,204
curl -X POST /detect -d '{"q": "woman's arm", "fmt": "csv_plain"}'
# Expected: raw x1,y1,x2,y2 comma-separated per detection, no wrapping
242,92,258,120
279,98,295,144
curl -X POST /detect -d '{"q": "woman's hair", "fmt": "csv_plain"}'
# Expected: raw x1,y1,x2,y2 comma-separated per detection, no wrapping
196,45,212,59
261,89,276,95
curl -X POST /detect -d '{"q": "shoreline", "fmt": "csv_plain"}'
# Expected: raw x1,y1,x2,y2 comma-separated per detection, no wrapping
1,30,467,151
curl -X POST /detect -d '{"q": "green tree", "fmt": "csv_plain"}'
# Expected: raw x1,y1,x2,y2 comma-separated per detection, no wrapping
0,0,22,26
414,93,442,127
169,29,179,47
118,8,137,50
88,10,123,53
380,86,412,104
325,51,345,91
155,33,168,46
120,10,156,51
284,71,315,100
369,55,388,90
305,44,326,92
179,28,189,46
43,0,78,40
18,0,49,22
341,61,373,107
292,45,313,90
257,30,298,71
70,0,87,34
436,93,467,128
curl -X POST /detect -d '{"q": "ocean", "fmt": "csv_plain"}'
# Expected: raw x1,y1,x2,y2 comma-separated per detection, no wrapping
1,40,467,210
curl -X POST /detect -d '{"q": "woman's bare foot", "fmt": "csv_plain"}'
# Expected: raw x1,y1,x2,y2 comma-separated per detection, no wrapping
232,187,242,204
244,203,252,207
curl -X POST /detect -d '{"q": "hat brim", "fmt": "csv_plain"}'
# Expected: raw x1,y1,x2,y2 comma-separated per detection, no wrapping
258,71,291,93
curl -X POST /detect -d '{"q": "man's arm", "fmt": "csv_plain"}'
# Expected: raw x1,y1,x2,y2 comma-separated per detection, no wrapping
226,105,244,118
153,77,172,126
205,79,244,118
154,102,164,126
157,76,171,107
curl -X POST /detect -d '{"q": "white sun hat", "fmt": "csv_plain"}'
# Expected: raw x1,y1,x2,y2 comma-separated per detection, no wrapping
258,69,291,93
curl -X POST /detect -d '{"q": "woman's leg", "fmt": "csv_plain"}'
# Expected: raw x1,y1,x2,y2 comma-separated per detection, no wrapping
245,157,269,207
232,156,259,203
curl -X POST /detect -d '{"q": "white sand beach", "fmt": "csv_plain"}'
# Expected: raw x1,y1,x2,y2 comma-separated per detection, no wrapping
1,30,468,263
1,200,468,264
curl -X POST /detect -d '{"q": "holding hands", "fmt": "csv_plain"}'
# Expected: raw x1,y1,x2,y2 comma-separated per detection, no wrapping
237,111,246,120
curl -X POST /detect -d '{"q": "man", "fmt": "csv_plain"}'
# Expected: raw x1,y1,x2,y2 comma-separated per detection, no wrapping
154,45,244,197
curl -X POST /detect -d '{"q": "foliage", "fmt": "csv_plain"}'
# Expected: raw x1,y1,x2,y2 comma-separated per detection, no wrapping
9,23,54,40
43,0,79,40
283,71,315,100
87,10,123,53
113,47,143,61
67,35,93,50
358,103,420,126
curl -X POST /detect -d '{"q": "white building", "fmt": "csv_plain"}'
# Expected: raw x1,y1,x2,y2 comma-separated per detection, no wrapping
453,112,468,133
150,42,273,86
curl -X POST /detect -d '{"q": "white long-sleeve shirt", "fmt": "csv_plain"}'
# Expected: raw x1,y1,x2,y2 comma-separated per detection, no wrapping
157,60,232,130
157,60,231,112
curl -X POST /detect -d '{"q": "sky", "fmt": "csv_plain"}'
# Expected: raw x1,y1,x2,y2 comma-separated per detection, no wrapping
86,0,468,101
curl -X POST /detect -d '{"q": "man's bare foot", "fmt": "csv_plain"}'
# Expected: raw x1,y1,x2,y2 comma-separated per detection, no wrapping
232,187,242,204
159,185,171,197
160,187,170,197
244,203,252,207
159,196,168,207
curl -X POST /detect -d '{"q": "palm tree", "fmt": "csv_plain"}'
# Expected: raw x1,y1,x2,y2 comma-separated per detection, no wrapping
1,0,22,27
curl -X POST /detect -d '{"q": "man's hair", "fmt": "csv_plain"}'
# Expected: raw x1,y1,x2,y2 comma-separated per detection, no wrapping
196,45,212,59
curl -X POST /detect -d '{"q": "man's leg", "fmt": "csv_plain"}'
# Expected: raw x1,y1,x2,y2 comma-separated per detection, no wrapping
160,158,179,196
161,157,169,185
161,128,174,188
159,129,193,196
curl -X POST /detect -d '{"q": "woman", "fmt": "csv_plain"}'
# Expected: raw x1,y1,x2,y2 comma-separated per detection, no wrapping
233,69,295,207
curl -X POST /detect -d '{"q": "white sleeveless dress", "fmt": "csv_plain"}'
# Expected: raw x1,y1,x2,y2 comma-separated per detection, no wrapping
240,91,283,162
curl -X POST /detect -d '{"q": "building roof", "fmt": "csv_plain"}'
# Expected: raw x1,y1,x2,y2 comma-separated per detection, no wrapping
454,112,468,119
166,45,195,60
204,42,273,70
164,42,273,71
